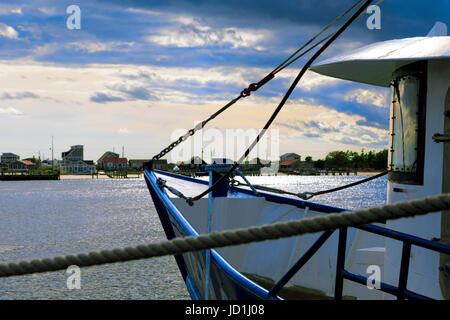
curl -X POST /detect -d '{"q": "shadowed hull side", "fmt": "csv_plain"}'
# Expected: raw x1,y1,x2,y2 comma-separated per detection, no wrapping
144,169,277,300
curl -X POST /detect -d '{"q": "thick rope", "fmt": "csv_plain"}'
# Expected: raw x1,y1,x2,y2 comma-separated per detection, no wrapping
1,193,449,278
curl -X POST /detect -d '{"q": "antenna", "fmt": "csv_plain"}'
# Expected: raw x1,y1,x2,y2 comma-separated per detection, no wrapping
51,135,54,170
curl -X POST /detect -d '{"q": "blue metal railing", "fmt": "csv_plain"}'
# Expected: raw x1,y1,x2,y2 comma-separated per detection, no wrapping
268,222,450,300
335,223,450,300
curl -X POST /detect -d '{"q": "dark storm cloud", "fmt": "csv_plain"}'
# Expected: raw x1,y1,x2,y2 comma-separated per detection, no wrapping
99,0,450,40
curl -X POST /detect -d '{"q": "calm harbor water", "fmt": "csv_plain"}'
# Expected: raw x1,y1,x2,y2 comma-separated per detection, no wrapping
0,174,387,300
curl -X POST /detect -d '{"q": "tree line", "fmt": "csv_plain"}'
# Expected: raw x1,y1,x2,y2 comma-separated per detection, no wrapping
306,149,388,170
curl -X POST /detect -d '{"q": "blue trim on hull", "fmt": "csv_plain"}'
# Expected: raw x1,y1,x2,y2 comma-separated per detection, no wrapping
144,170,277,300
153,169,347,214
147,169,450,300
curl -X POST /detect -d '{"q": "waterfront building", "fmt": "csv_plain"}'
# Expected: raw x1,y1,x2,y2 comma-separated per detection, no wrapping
1,152,20,164
0,163,7,172
129,159,167,170
59,145,96,174
61,145,84,161
59,160,96,174
280,153,301,162
105,157,128,171
279,159,315,173
97,151,119,170
7,160,37,172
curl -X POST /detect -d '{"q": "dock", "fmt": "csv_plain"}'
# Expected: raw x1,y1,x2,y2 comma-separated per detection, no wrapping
0,172,60,181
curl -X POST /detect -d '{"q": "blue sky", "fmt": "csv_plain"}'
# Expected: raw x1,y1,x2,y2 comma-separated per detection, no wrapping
0,0,448,162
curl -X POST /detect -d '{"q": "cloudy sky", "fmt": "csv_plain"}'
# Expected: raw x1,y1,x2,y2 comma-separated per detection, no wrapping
0,0,448,162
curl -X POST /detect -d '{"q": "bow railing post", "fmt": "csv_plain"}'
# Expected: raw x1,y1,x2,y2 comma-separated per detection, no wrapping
334,227,348,300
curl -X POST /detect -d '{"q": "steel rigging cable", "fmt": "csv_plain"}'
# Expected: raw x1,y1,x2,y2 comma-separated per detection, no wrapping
151,0,367,161
187,0,375,205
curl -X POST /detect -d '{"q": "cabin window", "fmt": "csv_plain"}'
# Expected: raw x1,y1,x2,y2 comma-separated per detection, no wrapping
388,61,426,185
389,76,420,172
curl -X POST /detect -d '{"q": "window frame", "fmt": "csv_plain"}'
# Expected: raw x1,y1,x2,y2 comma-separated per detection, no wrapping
388,61,427,185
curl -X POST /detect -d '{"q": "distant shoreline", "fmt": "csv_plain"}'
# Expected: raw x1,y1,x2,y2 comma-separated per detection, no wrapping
60,174,143,180
58,171,383,180
357,171,383,175
60,174,108,180
275,171,383,176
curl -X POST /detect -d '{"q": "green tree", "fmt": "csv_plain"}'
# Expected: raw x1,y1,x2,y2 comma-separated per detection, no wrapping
314,159,325,169
325,151,350,169
316,149,388,170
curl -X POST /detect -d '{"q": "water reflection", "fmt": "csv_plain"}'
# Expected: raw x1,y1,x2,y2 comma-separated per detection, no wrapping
0,174,386,299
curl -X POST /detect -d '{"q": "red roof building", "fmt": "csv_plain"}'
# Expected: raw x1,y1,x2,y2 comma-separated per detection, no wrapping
105,157,128,170
279,159,300,167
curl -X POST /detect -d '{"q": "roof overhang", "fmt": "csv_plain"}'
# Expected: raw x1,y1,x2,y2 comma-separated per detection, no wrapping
310,36,450,87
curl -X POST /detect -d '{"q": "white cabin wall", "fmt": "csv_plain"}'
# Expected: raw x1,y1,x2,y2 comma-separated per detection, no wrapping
172,197,266,270
385,59,450,299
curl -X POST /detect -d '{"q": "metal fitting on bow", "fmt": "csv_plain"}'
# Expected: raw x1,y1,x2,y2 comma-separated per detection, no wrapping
298,192,315,200
240,72,275,97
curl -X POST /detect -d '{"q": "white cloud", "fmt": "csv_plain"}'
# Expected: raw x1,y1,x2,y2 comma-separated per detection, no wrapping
0,59,388,160
126,8,160,16
27,41,135,60
0,22,18,39
69,41,135,53
37,7,57,16
145,16,269,49
298,71,343,91
11,8,22,14
342,88,390,108
273,98,388,150
275,69,342,92
0,5,22,15
118,128,130,134
0,107,24,116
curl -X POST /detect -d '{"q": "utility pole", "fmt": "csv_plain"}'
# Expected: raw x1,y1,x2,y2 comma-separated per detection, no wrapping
51,135,54,170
